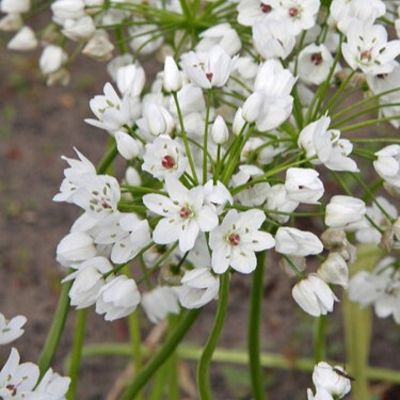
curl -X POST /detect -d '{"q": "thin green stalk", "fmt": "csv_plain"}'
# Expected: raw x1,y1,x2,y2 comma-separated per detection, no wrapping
129,311,143,400
313,315,327,363
173,92,199,184
340,115,400,132
114,26,129,54
203,91,212,183
66,309,87,400
38,279,72,376
197,273,230,400
248,252,266,400
119,309,201,400
97,143,118,174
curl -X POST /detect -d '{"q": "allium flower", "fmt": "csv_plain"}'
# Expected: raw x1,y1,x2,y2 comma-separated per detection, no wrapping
342,21,400,76
82,30,114,61
141,287,180,323
142,135,188,181
136,103,175,138
285,168,324,204
0,314,27,345
292,274,338,317
196,23,241,56
181,45,237,89
163,56,182,93
51,0,85,24
143,178,219,252
61,16,96,41
85,82,136,134
312,362,352,398
275,227,323,257
96,275,141,321
116,63,145,98
32,368,71,400
39,45,68,75
178,267,220,309
297,44,334,85
349,257,400,323
374,145,400,188
253,17,296,60
307,387,334,400
7,26,38,51
325,195,366,228
115,131,142,160
0,348,39,398
317,253,349,288
209,209,275,274
265,184,299,224
242,59,296,132
1,0,31,14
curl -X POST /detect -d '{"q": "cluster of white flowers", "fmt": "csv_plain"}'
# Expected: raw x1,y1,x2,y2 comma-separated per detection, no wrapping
0,312,70,399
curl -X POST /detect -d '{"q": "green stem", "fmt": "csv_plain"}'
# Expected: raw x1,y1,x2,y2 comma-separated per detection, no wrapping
119,309,201,400
203,90,212,183
248,252,266,400
197,273,230,400
97,142,118,174
38,279,72,376
66,309,87,400
314,315,327,363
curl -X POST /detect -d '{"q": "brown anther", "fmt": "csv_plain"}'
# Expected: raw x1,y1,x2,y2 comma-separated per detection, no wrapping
179,207,191,219
260,3,272,13
311,52,323,65
288,7,299,17
360,50,372,61
206,72,213,82
6,384,17,395
228,233,240,246
161,155,175,169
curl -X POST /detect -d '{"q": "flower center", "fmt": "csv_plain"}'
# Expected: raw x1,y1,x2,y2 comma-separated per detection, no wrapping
311,52,323,66
228,233,240,246
206,72,213,82
6,384,17,395
179,206,192,219
360,49,372,61
161,155,175,169
288,7,299,17
260,3,272,13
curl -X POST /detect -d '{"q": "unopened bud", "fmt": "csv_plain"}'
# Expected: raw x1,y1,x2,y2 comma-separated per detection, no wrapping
211,115,229,144
163,56,182,92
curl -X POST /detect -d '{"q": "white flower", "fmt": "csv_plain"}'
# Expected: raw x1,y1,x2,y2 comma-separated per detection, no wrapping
374,145,400,188
317,253,349,288
39,45,68,75
163,56,182,92
61,16,96,41
211,115,229,145
231,165,270,207
264,184,299,224
96,275,141,321
51,0,85,24
142,135,188,181
297,44,334,85
307,387,334,400
0,13,24,32
285,168,324,204
56,232,97,267
179,267,220,309
0,314,27,345
181,45,237,89
115,131,142,160
31,368,71,400
253,18,296,60
203,180,233,215
141,287,180,323
298,116,358,172
312,362,352,398
292,274,338,317
137,103,175,138
1,0,30,14
237,0,274,27
0,348,39,398
143,178,219,252
242,60,296,131
116,63,146,98
7,26,37,51
209,209,275,274
342,20,400,76
196,23,241,56
275,227,323,257
85,82,137,134
64,256,113,309
325,195,366,228
129,24,164,55
349,257,400,323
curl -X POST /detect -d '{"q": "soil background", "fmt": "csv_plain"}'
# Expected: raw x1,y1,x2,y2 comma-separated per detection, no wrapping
0,32,400,400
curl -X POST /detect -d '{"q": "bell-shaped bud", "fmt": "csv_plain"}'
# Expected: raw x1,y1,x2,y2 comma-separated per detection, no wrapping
115,131,142,160
163,56,182,92
211,115,229,144
317,253,349,288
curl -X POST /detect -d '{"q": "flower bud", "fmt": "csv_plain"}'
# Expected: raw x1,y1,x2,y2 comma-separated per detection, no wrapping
285,168,324,204
275,227,323,257
312,362,352,398
116,63,146,98
211,115,229,144
232,107,247,136
61,16,96,42
141,286,180,323
1,0,30,14
115,131,142,160
0,14,23,32
242,92,263,124
39,45,68,75
125,166,142,187
82,31,114,61
163,56,182,92
56,232,96,266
